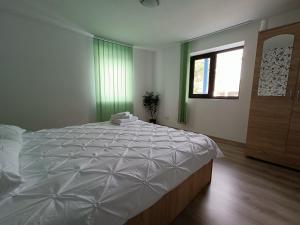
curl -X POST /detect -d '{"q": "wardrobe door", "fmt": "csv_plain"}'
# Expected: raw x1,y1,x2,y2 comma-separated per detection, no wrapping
247,23,300,153
286,59,300,168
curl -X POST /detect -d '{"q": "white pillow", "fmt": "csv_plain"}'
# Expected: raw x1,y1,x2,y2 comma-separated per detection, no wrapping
0,125,26,144
0,139,23,195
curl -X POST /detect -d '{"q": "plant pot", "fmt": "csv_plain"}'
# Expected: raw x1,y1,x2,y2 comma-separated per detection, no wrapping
149,119,157,124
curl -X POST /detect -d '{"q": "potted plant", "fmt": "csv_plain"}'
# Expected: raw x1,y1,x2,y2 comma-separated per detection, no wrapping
143,92,159,124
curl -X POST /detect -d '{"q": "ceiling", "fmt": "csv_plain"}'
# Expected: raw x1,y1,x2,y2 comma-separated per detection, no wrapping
10,0,300,46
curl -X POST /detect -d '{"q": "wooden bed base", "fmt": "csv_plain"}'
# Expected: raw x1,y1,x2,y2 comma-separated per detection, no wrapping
125,160,213,225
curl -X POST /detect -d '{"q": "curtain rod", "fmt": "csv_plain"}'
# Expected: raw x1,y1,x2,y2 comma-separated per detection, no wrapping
184,19,257,43
93,35,133,47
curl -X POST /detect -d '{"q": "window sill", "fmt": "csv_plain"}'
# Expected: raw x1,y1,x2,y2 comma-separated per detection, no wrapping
188,96,239,100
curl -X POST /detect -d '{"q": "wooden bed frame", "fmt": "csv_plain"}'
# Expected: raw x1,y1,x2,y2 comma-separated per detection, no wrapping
125,160,213,225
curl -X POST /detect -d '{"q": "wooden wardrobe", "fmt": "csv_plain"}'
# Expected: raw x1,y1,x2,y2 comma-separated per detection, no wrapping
246,22,300,170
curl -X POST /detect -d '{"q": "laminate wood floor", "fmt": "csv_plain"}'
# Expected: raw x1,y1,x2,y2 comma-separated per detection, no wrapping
171,143,300,225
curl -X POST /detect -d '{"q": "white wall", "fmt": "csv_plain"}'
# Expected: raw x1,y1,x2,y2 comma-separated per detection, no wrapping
187,22,259,142
154,23,259,142
154,44,182,128
0,12,96,131
0,9,156,130
154,9,300,143
133,48,155,121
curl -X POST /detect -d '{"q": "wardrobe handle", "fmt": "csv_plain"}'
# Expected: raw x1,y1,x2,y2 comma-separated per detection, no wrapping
297,89,300,102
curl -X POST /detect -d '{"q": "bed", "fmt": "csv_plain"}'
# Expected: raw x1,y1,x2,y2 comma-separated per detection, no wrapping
0,121,222,225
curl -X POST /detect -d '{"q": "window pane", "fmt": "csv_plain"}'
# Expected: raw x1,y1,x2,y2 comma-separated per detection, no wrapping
193,58,210,94
214,49,243,97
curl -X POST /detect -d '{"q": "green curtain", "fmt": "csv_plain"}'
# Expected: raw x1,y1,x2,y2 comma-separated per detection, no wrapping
93,38,133,122
178,42,190,123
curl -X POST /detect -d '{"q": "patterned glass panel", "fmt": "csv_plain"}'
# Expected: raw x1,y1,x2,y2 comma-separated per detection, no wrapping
258,34,294,96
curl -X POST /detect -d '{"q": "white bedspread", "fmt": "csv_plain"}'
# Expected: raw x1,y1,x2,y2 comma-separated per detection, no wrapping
0,121,222,225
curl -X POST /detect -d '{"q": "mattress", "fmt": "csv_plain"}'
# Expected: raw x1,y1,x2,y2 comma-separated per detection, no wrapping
0,121,222,225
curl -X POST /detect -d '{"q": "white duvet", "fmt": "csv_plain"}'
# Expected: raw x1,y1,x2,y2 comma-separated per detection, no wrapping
0,121,222,225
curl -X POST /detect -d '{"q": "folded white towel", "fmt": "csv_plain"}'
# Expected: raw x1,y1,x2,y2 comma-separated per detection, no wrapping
111,114,132,121
110,112,131,120
111,116,138,125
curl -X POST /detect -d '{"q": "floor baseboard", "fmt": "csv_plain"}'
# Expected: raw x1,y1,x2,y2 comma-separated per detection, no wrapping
208,136,247,148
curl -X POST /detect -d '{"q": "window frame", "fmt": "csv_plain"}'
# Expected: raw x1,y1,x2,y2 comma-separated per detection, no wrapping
188,46,244,99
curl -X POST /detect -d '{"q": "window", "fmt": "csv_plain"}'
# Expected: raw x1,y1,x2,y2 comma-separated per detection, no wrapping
189,46,244,99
